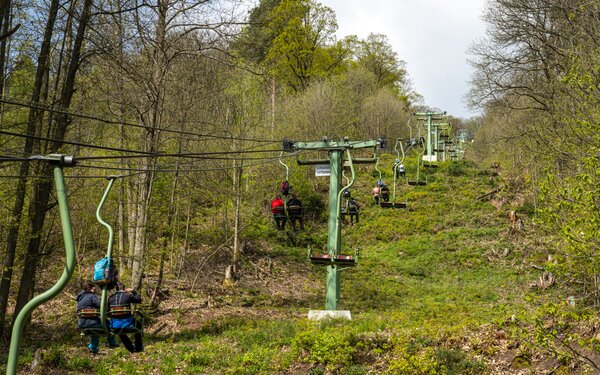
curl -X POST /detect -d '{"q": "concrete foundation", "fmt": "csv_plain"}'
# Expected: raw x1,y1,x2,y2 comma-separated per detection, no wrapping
308,310,352,320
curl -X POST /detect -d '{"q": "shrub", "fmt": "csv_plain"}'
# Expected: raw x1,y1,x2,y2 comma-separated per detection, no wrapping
294,327,356,372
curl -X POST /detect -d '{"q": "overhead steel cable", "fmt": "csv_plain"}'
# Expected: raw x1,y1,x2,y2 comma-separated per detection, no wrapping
0,97,275,143
0,131,285,160
76,156,284,173
75,148,285,160
0,130,157,155
0,172,145,179
0,149,305,172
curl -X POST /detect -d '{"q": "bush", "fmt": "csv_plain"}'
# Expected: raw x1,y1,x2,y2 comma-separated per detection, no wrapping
447,160,476,176
41,345,66,368
294,326,356,372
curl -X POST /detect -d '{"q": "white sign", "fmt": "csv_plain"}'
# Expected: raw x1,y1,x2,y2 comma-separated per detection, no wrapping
315,164,330,177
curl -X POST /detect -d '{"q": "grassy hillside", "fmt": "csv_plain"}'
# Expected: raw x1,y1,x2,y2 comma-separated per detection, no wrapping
2,157,597,374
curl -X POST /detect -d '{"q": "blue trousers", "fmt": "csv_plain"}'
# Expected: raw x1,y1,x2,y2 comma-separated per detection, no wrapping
82,322,117,352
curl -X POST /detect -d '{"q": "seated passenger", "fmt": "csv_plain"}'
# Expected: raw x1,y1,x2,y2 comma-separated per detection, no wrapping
372,185,381,204
380,185,390,202
77,282,117,353
109,282,143,353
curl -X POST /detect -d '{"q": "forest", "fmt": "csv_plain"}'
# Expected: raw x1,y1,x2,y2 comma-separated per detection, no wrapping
0,0,598,373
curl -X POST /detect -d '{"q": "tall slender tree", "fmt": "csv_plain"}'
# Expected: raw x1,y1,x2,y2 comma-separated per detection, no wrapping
12,0,94,324
0,0,60,338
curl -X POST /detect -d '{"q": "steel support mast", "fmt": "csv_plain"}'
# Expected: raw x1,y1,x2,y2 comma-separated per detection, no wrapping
285,138,380,311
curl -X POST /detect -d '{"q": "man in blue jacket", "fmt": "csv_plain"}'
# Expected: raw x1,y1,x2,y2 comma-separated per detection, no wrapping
109,282,144,353
76,282,118,353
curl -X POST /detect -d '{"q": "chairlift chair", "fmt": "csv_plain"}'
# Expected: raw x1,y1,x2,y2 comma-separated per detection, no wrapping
407,133,428,186
79,177,118,339
380,139,408,209
108,306,144,335
308,247,359,267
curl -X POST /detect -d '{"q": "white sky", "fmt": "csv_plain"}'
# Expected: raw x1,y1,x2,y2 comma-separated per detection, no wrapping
318,0,488,119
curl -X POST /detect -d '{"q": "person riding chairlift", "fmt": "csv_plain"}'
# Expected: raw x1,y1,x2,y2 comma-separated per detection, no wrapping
372,185,381,204
280,181,290,197
271,194,286,230
287,193,304,230
380,184,390,202
394,159,406,178
347,197,360,225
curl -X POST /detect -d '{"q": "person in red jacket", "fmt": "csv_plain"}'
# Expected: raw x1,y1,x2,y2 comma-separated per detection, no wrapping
271,195,286,230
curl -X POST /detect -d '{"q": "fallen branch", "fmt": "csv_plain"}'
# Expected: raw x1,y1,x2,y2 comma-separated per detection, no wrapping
475,185,504,201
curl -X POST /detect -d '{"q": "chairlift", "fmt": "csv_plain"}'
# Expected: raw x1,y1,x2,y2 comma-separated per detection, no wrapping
79,177,144,339
380,139,407,209
79,177,117,339
407,134,428,186
308,246,359,267
279,152,291,197
340,169,352,220
310,149,359,265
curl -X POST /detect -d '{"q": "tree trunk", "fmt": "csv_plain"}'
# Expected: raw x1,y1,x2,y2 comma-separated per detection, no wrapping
115,2,127,269
150,163,179,307
0,0,59,338
0,0,12,100
176,197,192,278
12,0,93,325
130,0,167,290
126,176,136,269
270,75,275,131
232,163,243,274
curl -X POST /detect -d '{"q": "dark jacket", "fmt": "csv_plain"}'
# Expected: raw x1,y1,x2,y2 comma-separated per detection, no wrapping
287,198,302,215
348,199,359,213
108,290,142,319
76,291,101,328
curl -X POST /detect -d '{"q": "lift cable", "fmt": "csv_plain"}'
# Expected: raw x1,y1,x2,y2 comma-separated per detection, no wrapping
0,131,283,160
0,97,275,143
0,130,155,155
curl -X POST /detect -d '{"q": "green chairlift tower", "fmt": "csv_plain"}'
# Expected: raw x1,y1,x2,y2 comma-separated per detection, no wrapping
414,111,446,163
431,122,451,162
283,137,381,319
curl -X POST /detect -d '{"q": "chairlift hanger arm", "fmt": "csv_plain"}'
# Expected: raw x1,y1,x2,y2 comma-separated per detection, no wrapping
278,151,289,181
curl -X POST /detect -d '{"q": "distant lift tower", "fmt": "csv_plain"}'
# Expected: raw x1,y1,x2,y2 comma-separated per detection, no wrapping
432,122,451,162
414,111,446,163
283,137,381,320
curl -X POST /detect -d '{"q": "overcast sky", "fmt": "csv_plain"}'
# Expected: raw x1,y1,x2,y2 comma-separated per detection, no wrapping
318,0,488,119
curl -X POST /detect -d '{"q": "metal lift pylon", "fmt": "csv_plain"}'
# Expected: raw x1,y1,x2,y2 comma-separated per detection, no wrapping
414,111,446,165
284,137,381,320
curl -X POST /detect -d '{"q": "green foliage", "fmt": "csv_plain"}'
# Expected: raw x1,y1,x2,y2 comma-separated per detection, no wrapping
536,156,600,304
293,324,357,372
266,0,349,92
354,33,409,98
445,160,476,177
507,302,600,372
434,348,485,374
40,345,66,368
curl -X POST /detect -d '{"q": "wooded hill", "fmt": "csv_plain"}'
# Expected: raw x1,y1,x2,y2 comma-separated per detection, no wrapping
0,0,598,373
